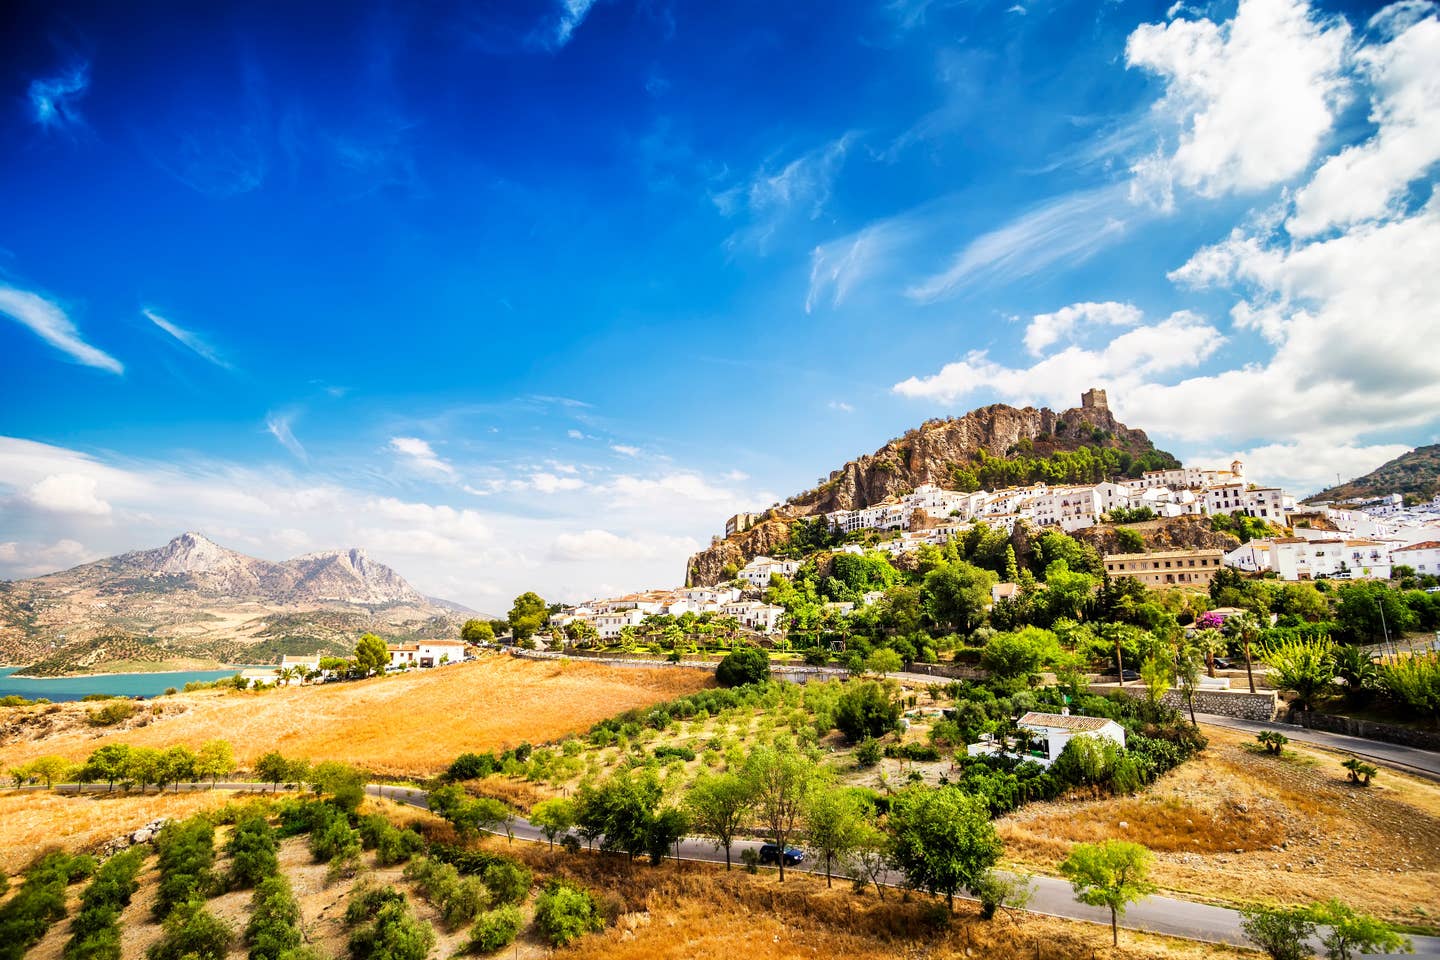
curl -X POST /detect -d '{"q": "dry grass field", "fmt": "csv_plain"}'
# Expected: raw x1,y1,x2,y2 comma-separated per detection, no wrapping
0,655,711,779
0,788,239,874
998,724,1440,928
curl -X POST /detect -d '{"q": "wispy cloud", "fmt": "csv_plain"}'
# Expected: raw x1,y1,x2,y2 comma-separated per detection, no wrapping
828,400,855,413
143,308,231,368
541,0,599,49
717,133,858,253
610,444,641,457
265,412,307,461
389,436,456,479
906,184,1137,302
0,285,123,374
28,63,90,132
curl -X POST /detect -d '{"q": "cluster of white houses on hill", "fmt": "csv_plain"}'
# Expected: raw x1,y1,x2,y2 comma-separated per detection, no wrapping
550,585,787,638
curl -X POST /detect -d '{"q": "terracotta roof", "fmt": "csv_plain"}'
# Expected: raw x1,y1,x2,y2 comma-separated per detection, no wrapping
1018,712,1116,732
1393,541,1440,552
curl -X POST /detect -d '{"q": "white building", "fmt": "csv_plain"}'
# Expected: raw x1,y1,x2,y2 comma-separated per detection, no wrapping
594,608,648,639
1392,540,1440,576
967,712,1126,768
738,556,801,588
387,639,468,669
720,600,786,634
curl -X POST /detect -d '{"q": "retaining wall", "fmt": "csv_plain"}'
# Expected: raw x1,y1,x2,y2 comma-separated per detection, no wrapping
1091,683,1278,721
901,662,989,681
1290,711,1440,751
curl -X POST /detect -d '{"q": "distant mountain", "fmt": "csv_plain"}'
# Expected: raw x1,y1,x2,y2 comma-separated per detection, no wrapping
0,533,473,675
687,390,1180,585
1304,444,1440,504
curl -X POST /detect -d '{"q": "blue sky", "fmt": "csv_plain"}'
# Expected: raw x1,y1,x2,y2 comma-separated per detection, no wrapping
2,0,1438,608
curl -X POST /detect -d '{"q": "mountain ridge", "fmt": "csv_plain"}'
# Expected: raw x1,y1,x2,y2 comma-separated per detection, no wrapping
0,533,475,674
1304,444,1440,504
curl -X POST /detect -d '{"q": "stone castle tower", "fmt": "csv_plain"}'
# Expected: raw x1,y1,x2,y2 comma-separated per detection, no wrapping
1081,387,1109,412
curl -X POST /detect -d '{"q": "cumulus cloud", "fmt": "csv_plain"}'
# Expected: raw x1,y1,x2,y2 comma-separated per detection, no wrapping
1024,301,1144,356
530,472,586,493
610,444,641,457
0,539,92,577
389,436,456,479
1126,0,1351,205
0,285,123,374
27,474,112,516
1287,12,1440,237
144,308,231,368
894,308,1223,406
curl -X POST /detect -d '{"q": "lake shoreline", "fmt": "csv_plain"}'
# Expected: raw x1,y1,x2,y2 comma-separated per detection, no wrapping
4,663,253,680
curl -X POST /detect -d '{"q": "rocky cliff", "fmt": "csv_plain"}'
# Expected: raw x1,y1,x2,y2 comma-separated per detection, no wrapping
1072,516,1241,556
685,391,1179,585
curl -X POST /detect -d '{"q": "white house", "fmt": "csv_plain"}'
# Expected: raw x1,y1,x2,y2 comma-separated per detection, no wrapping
594,608,647,639
968,712,1127,767
1392,540,1440,576
720,600,785,634
738,556,801,588
387,639,468,669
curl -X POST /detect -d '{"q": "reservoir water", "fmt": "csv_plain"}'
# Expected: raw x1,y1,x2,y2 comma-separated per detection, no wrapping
0,666,262,702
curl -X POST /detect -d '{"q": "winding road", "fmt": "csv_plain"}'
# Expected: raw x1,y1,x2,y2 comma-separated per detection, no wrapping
1196,713,1440,781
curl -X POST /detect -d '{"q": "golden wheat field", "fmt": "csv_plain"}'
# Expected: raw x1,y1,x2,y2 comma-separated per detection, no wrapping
0,655,712,778
998,724,1440,926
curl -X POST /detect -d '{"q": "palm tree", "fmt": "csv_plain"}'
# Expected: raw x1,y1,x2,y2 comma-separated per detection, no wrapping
1226,614,1262,694
1192,628,1226,678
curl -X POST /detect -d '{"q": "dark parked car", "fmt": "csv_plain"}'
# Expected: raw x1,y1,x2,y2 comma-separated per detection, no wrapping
1213,657,1233,670
758,844,805,866
1118,669,1140,682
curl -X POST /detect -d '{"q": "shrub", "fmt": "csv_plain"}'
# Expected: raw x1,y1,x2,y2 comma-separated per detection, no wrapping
146,897,233,960
225,815,279,890
403,858,490,928
344,884,405,926
1377,652,1440,724
883,742,941,762
309,807,361,864
653,745,696,762
65,848,144,960
466,906,523,954
716,647,770,687
245,875,303,960
347,895,434,960
1,852,97,960
482,860,532,906
1239,905,1316,960
152,818,217,920
445,751,499,781
533,881,605,947
855,738,882,767
86,701,137,726
835,681,901,742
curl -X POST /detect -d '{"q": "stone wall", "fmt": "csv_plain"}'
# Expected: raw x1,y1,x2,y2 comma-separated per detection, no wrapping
1092,683,1278,721
1291,710,1440,751
902,662,989,681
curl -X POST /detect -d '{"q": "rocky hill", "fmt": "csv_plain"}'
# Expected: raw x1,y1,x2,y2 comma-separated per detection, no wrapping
0,533,471,675
687,390,1180,585
1304,444,1440,504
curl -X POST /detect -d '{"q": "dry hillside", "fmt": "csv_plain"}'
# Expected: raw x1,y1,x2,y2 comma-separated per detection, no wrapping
0,656,712,778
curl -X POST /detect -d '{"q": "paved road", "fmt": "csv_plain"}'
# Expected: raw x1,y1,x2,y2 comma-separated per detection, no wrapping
1198,713,1440,780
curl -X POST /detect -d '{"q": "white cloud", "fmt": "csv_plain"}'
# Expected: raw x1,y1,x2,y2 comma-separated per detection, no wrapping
0,539,92,577
28,64,89,131
1024,301,1144,356
0,285,123,374
894,309,1222,407
389,436,457,479
265,413,307,462
27,474,111,516
548,529,700,563
906,185,1136,302
828,400,855,413
1126,0,1351,205
549,0,598,48
144,308,230,368
530,472,586,494
1287,12,1440,237
720,134,857,253
610,444,641,457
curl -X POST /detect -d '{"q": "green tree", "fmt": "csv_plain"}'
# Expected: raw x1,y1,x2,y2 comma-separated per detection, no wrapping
460,618,495,645
308,760,367,813
684,772,754,871
834,681,901,743
146,896,232,960
124,747,164,794
508,592,549,642
1308,898,1411,960
254,752,292,793
1059,840,1156,946
1239,904,1317,960
245,875,303,960
804,788,865,888
1265,637,1336,711
716,646,770,687
981,627,1063,683
1341,757,1378,786
533,882,604,946
355,633,389,676
26,755,69,789
158,746,197,793
865,647,903,675
744,744,819,882
1226,613,1263,694
194,740,234,788
574,769,663,862
83,744,132,793
921,561,995,634
530,798,576,850
887,785,1002,911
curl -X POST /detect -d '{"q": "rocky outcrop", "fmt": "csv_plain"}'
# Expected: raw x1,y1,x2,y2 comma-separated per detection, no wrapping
1074,516,1241,556
787,393,1167,516
686,519,793,587
685,391,1178,585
